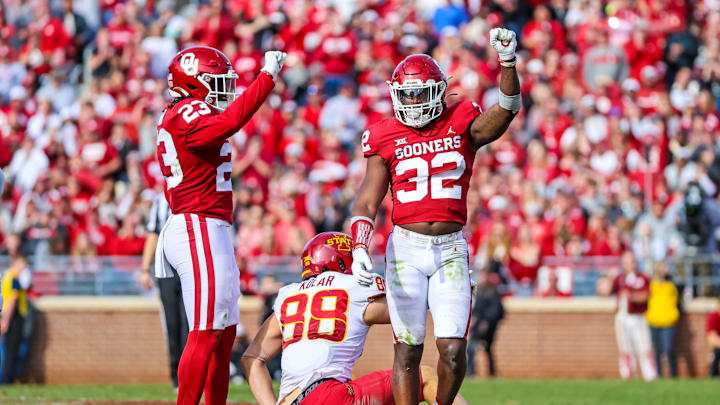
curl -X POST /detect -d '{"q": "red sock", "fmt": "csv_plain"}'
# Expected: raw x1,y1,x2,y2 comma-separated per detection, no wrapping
176,330,222,405
203,325,236,405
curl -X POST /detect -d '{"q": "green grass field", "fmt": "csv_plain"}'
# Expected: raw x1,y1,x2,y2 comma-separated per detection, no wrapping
1,379,719,404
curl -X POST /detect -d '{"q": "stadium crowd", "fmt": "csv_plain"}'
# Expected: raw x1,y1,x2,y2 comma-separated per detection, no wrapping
0,0,719,296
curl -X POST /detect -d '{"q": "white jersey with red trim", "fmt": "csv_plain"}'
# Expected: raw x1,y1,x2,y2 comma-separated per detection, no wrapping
273,271,386,402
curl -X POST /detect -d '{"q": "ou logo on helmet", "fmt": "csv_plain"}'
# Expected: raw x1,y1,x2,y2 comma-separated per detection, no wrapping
180,53,199,76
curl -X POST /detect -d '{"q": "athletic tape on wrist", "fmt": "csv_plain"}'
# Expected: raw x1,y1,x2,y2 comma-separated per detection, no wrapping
351,216,374,249
498,90,522,114
500,57,517,67
498,53,516,62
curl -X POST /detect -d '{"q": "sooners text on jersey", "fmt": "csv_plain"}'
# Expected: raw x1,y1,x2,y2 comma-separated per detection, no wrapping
157,99,233,223
362,100,482,225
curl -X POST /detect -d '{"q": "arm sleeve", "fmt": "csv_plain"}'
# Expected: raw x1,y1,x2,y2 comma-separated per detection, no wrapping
185,72,275,151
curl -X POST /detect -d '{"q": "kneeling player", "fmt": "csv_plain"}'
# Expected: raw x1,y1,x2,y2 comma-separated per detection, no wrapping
241,232,468,405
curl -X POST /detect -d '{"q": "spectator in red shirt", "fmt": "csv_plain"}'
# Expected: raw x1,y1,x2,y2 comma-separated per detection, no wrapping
67,177,91,226
636,65,663,113
105,4,136,51
594,224,626,256
316,14,357,96
31,3,71,56
233,136,273,197
110,213,145,255
624,26,663,81
298,85,324,129
187,0,234,50
521,4,567,59
708,298,720,377
75,128,121,188
74,211,115,256
508,224,541,284
231,36,263,88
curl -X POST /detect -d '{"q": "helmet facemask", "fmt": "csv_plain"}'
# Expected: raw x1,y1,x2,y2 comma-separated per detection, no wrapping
388,79,446,128
200,70,240,111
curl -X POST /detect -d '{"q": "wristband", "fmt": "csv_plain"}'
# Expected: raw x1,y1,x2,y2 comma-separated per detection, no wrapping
498,90,522,114
500,57,517,68
351,216,374,250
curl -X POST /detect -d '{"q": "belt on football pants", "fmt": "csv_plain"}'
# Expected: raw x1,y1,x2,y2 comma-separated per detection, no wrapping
290,378,336,405
395,226,463,244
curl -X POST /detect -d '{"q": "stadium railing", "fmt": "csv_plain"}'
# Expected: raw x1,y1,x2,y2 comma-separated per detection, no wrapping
1,254,718,297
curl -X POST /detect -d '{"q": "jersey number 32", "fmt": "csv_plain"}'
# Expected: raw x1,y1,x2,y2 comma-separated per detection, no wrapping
396,151,466,203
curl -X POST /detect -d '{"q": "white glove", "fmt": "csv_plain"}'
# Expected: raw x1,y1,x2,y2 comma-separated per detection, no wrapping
261,51,287,78
489,27,517,61
351,248,374,287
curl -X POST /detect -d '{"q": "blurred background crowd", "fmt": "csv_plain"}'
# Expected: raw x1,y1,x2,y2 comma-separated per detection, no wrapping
1,0,720,297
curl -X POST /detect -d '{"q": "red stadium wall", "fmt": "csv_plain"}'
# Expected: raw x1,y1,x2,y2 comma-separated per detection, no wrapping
21,297,715,384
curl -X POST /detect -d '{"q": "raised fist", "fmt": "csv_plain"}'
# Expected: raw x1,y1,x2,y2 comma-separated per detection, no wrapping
261,51,287,78
489,28,517,62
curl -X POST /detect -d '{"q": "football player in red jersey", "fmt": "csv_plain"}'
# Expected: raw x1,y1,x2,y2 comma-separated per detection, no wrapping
350,28,521,405
241,232,469,405
154,46,286,405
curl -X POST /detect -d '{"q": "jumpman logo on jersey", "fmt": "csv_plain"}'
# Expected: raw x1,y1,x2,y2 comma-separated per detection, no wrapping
395,137,408,146
447,126,456,136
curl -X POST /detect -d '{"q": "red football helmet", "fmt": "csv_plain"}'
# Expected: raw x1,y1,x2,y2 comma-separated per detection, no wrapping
388,54,448,128
168,46,239,110
300,232,354,280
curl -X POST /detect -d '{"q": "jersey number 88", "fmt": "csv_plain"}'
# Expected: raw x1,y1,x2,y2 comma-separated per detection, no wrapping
279,289,349,348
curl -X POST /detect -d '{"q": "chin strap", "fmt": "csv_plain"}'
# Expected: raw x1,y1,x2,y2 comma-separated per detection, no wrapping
168,87,190,98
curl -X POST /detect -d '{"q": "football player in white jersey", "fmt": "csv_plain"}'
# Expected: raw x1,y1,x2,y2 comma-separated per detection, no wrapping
241,232,469,405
